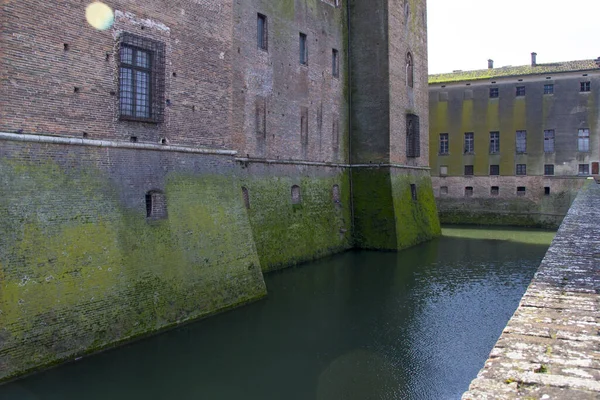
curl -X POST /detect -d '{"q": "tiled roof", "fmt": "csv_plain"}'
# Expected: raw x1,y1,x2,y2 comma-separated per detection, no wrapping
429,59,600,84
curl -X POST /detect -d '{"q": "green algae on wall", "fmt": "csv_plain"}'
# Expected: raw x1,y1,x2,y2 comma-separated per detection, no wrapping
241,171,353,272
0,154,266,382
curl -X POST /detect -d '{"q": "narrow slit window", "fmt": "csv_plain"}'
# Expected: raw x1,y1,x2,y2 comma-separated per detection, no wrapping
257,14,268,51
406,52,414,88
299,33,308,65
242,187,250,209
410,184,417,200
332,49,339,77
406,114,420,158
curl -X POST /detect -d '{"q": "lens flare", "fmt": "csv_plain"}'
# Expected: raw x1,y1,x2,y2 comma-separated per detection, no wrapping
86,2,114,31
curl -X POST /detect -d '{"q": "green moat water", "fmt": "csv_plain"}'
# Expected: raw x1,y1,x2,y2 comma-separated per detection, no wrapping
0,226,555,400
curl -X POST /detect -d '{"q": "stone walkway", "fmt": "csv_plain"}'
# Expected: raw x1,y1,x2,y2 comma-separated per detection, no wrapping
462,181,600,400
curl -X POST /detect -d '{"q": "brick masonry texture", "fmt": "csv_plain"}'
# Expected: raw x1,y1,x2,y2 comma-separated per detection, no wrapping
0,0,441,381
462,181,600,399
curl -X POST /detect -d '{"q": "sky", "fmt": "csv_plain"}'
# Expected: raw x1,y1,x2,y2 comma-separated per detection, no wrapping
427,0,600,74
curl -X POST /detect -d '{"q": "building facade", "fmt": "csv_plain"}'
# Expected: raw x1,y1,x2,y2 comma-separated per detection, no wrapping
429,55,600,227
0,0,439,381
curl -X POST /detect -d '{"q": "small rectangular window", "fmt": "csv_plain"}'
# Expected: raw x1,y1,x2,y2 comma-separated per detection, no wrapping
544,164,554,176
440,186,448,195
332,49,339,77
489,131,500,154
516,86,526,96
516,164,527,176
544,130,555,153
489,88,499,98
491,186,499,196
517,186,526,196
516,130,527,154
440,166,448,176
439,133,449,154
489,165,499,175
299,33,308,65
464,132,474,153
257,14,268,51
578,164,590,175
464,165,474,176
580,82,591,92
544,187,551,196
578,129,590,152
544,84,554,94
465,187,474,197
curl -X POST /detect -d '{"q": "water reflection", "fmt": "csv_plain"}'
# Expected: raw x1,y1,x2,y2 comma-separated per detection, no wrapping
0,227,553,400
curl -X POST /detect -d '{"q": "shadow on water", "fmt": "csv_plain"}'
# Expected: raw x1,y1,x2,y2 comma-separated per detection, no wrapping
1,227,553,400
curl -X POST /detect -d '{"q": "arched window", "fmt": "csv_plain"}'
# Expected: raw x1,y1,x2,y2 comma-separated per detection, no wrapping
332,185,341,204
406,52,414,88
146,190,167,219
241,186,250,209
291,185,302,205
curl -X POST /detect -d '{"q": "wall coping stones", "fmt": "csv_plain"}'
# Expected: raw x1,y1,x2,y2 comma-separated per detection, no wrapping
0,132,238,156
235,157,431,170
462,181,600,399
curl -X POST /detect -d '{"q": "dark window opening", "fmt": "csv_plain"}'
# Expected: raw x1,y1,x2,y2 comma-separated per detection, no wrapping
145,190,167,219
406,114,420,157
299,33,308,65
410,184,417,201
544,84,554,94
464,132,474,153
579,164,590,175
516,164,527,176
291,185,301,204
491,186,499,196
490,165,499,175
489,131,500,154
440,186,448,195
406,52,414,88
544,164,554,176
465,187,473,197
257,14,268,51
332,49,339,77
489,88,499,98
580,81,591,92
516,86,526,96
118,33,165,123
464,165,474,176
517,186,526,196
544,187,551,196
439,133,449,154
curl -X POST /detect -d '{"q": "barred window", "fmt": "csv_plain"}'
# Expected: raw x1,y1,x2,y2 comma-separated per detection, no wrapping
516,164,527,176
544,164,554,176
516,130,527,153
406,114,420,157
489,88,499,98
516,86,526,96
489,165,499,175
118,33,165,123
489,131,500,154
580,82,591,92
544,130,555,153
544,84,554,94
464,165,474,176
439,133,449,154
464,132,474,153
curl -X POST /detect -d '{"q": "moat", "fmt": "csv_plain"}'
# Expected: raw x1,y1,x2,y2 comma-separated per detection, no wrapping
0,227,555,400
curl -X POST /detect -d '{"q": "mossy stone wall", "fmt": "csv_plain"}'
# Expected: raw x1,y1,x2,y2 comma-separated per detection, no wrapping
0,142,267,382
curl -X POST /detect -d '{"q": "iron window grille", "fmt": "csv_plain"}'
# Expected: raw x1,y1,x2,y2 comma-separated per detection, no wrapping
544,164,554,176
544,84,554,94
118,33,165,123
516,130,527,153
578,164,590,175
464,132,474,153
516,86,526,96
406,114,420,157
578,129,590,152
544,130,555,153
489,88,499,98
439,133,449,154
580,82,591,92
517,187,526,196
516,164,527,176
489,131,500,154
299,33,308,65
489,165,499,175
464,165,474,176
